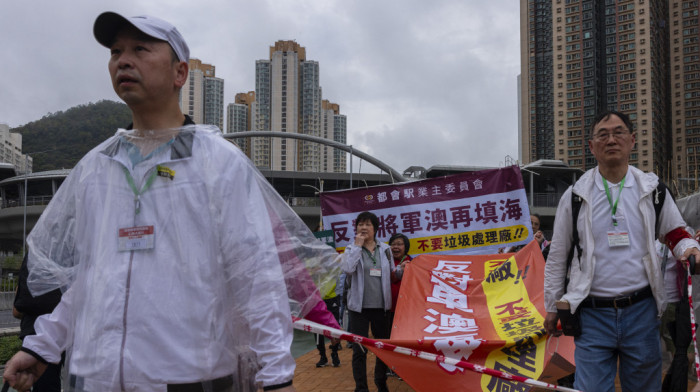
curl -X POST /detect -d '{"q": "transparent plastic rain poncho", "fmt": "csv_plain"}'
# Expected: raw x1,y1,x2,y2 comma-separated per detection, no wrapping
24,125,341,391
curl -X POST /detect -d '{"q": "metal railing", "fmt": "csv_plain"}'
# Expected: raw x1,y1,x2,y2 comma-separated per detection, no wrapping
287,197,321,207
1,195,54,209
531,192,565,208
0,275,17,312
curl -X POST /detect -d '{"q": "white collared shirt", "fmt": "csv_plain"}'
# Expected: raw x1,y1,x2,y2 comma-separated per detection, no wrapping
589,166,650,297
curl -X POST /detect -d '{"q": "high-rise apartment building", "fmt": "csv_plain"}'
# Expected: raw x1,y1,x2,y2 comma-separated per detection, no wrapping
521,0,700,191
671,0,700,193
0,123,31,173
520,0,555,164
321,100,348,172
179,59,224,130
227,91,256,156
204,76,224,130
246,40,347,172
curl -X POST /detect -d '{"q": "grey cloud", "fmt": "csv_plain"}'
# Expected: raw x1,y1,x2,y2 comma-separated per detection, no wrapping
1,0,520,174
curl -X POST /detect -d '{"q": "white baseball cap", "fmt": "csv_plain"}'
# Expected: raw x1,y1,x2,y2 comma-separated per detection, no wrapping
93,12,190,62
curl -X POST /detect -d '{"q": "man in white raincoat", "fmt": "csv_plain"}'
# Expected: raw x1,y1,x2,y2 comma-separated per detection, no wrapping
2,12,335,392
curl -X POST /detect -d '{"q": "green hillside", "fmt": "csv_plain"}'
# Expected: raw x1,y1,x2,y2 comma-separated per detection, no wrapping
12,100,132,172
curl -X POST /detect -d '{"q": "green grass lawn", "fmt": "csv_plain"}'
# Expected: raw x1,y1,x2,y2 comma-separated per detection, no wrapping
0,335,22,365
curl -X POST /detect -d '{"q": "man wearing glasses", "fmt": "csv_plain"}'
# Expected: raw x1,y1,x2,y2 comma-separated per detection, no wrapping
543,110,700,391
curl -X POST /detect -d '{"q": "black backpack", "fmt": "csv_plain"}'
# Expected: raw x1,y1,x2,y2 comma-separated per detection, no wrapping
14,254,62,339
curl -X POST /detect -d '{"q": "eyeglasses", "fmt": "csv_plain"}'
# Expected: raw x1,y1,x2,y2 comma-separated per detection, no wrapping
593,130,630,141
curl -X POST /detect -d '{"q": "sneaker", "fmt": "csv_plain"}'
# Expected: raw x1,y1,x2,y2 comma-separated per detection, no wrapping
388,369,403,380
331,351,340,367
316,357,328,368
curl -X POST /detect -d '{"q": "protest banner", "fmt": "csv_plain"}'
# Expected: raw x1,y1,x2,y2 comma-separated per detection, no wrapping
320,165,532,255
294,317,579,392
368,241,575,391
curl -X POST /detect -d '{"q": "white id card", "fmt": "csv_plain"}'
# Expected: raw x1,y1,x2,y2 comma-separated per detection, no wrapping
369,267,382,277
606,210,630,247
607,231,630,247
118,225,155,251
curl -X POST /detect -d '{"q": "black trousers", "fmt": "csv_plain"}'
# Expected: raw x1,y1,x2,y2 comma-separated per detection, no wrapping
662,296,692,392
69,374,235,392
317,297,341,355
348,309,390,392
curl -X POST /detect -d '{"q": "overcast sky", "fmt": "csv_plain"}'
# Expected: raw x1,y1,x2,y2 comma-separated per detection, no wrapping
0,0,521,174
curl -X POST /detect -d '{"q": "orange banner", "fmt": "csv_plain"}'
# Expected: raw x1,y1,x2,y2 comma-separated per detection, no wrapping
368,241,575,391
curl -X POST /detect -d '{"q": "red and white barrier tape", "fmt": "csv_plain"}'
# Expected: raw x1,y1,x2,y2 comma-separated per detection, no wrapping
687,263,700,380
293,317,581,392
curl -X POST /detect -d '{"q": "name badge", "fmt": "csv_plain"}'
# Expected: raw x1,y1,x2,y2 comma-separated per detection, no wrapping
369,267,382,277
119,225,155,251
607,231,630,247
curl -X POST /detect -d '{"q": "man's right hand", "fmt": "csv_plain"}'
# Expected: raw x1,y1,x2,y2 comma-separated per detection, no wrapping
544,312,562,337
3,351,47,392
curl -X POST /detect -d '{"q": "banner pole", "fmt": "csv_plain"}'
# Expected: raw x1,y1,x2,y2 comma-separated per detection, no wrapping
686,263,700,380
293,317,581,392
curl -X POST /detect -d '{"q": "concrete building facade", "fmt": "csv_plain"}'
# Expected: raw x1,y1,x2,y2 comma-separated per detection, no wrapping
227,91,256,156
520,0,555,165
671,0,700,193
244,40,347,172
179,59,224,130
521,0,700,193
204,76,224,130
0,124,31,174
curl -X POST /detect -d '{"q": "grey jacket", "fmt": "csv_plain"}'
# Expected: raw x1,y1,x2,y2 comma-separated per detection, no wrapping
340,242,393,312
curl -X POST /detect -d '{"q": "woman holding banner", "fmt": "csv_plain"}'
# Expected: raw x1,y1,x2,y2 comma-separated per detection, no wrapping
387,233,411,379
388,232,412,323
341,211,393,392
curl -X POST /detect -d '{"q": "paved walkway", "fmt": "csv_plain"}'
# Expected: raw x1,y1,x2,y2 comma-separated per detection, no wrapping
293,342,414,392
293,340,699,391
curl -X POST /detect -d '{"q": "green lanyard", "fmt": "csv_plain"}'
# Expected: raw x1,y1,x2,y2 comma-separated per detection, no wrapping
123,167,158,215
602,176,625,227
363,246,378,267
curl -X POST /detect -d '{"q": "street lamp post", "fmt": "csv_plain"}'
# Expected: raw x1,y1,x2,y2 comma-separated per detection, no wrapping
300,179,324,230
349,145,353,189
22,149,54,256
22,154,29,257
